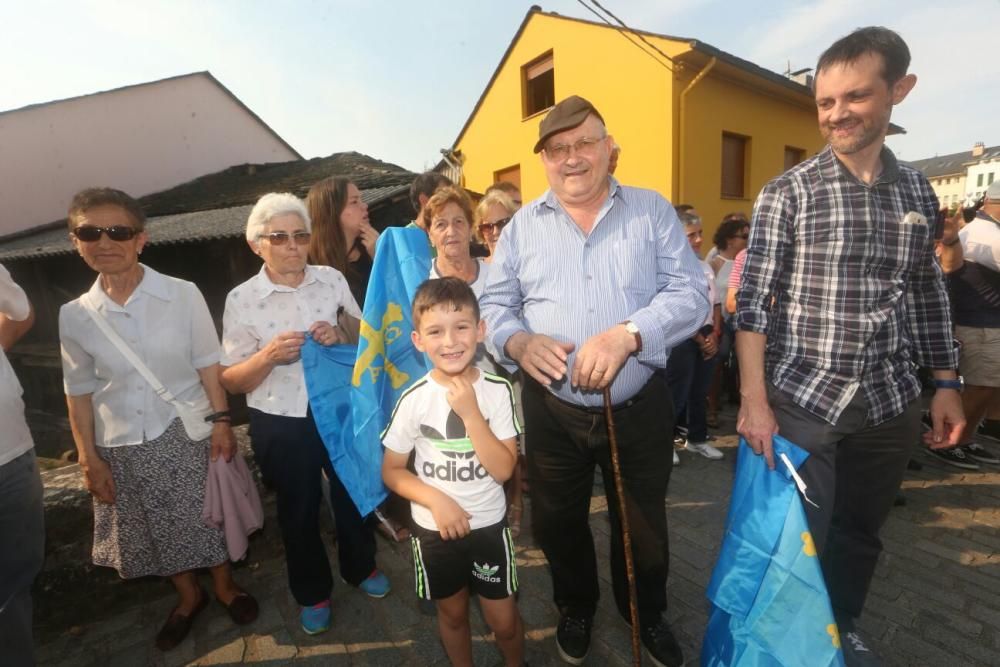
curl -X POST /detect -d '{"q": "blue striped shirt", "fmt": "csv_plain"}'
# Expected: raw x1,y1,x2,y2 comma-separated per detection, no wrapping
480,178,710,407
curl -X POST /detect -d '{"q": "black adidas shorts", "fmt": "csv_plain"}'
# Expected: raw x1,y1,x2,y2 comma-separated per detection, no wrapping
410,519,518,600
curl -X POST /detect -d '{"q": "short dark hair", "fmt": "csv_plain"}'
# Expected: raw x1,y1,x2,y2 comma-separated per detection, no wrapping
816,26,910,85
409,171,453,213
67,187,146,231
713,218,749,251
675,204,695,215
412,277,479,329
679,212,701,227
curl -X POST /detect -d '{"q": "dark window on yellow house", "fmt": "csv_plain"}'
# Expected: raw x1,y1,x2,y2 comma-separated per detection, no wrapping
784,146,806,171
721,132,749,199
522,52,554,118
494,165,522,193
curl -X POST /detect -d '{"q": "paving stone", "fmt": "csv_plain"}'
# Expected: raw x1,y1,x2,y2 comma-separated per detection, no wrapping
33,405,1000,665
294,642,351,664
194,637,247,665
244,630,297,663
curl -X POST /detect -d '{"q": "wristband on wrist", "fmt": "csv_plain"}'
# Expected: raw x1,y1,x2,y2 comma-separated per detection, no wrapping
204,410,232,423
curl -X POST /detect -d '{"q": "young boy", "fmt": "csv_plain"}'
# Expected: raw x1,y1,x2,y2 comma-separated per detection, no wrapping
382,277,524,667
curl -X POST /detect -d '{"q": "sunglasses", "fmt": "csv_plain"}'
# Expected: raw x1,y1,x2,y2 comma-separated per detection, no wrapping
479,217,511,234
260,231,311,246
71,225,140,242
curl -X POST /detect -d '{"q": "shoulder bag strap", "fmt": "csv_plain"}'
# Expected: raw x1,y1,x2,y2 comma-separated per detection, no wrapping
80,293,178,404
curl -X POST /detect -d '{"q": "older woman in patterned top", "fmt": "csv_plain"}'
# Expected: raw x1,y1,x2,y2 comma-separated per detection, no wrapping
219,193,389,637
59,188,257,652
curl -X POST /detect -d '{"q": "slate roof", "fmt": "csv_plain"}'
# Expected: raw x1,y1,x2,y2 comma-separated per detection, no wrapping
907,145,1000,179
0,152,415,262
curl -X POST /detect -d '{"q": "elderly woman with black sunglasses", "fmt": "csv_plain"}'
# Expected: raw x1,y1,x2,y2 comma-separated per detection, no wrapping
59,188,258,652
219,192,388,637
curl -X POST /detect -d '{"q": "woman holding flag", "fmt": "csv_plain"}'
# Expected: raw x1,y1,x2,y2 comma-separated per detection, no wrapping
219,192,389,637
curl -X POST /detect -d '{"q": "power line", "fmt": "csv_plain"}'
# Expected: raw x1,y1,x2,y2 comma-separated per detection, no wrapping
587,0,677,66
573,0,673,72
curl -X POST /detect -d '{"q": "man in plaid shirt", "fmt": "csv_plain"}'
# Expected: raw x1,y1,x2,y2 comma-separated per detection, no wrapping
735,27,966,665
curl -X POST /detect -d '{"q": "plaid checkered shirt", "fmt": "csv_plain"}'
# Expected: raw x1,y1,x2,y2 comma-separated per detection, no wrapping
736,145,958,425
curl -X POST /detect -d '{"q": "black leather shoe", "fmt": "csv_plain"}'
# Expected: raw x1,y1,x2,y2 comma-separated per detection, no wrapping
155,587,209,651
641,617,685,667
556,614,592,665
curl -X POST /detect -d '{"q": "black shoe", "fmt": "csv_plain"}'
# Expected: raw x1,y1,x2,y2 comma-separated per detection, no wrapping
925,446,980,470
555,614,592,665
977,419,1000,443
840,629,881,667
961,442,1000,465
640,617,685,667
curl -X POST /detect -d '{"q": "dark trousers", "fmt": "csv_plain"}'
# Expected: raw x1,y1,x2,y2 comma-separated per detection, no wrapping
665,339,718,443
524,375,674,626
0,449,44,667
767,385,919,621
248,408,376,607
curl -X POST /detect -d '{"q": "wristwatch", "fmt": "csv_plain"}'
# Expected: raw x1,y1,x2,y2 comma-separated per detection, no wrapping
623,321,642,354
933,376,964,392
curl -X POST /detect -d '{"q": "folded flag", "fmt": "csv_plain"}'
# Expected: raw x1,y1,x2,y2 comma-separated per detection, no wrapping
701,436,844,667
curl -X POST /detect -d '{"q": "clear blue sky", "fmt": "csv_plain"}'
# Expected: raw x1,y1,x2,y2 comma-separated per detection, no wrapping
2,0,996,172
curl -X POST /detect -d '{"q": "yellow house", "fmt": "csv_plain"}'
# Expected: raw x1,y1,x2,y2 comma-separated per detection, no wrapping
448,7,825,242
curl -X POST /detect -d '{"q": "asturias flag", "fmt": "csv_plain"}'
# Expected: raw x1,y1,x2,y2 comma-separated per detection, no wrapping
302,227,432,518
701,435,844,667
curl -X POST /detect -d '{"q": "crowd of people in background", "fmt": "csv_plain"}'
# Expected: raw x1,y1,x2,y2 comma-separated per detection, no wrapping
2,23,999,667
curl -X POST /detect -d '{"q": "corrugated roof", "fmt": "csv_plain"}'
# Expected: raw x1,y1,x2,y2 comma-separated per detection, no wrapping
136,151,414,216
0,184,410,262
906,145,1000,179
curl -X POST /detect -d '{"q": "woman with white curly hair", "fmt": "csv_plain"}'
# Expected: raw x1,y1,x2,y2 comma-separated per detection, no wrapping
220,193,389,636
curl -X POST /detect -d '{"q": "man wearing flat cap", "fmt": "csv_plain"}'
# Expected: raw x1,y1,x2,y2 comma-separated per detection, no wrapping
481,95,708,666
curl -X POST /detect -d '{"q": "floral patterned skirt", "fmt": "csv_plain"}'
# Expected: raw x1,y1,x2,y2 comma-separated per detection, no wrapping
92,419,228,578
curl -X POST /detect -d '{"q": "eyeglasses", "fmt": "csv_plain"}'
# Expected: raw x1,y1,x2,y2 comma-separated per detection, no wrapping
260,231,311,246
479,217,511,234
544,136,607,162
71,225,139,242
735,234,749,239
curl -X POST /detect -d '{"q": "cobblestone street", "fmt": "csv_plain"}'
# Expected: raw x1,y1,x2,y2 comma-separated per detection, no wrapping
33,415,1000,666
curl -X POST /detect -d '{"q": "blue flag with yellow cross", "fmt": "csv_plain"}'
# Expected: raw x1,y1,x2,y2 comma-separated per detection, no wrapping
701,435,845,667
301,227,432,518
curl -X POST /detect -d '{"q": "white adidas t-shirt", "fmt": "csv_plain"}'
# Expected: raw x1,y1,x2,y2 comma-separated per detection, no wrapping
382,371,521,531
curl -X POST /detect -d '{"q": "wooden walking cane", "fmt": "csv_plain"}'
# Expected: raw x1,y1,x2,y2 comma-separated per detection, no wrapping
603,385,642,667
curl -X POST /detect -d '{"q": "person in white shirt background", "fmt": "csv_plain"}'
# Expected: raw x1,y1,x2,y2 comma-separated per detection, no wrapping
0,263,44,667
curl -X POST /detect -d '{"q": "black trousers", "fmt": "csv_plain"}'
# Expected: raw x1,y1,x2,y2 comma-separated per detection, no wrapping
767,385,919,621
524,375,674,626
248,408,376,607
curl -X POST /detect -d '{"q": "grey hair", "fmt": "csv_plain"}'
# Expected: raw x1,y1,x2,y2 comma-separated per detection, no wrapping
245,192,311,242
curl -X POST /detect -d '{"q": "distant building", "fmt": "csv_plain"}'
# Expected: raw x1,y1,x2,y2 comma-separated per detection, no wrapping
907,142,1000,207
0,72,302,238
446,6,826,238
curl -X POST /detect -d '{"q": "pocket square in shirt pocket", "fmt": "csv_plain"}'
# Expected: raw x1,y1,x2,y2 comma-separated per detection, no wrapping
902,211,927,225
